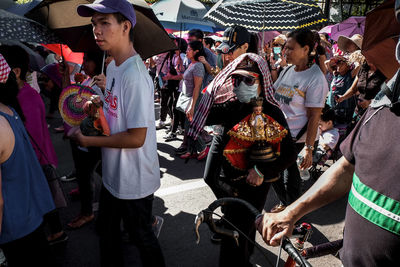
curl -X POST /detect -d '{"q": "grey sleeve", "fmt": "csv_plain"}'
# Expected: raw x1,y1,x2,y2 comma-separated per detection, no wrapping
193,63,205,78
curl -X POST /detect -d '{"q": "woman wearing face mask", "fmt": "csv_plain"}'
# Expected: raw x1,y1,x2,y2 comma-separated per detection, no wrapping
188,53,297,267
178,41,209,160
272,28,329,211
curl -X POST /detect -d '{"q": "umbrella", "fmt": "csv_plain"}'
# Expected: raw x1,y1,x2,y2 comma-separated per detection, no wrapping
0,40,45,72
0,9,62,44
362,0,400,79
319,25,334,35
330,16,365,41
42,44,84,65
151,0,219,32
204,0,327,32
6,0,42,16
26,0,176,59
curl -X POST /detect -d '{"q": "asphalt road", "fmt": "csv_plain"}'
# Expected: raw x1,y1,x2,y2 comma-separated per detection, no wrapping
48,113,345,267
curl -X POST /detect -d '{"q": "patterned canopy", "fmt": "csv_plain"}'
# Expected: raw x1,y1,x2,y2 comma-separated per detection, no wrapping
0,9,62,44
204,0,327,32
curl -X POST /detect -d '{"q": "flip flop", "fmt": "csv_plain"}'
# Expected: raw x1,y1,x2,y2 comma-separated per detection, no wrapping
67,214,95,229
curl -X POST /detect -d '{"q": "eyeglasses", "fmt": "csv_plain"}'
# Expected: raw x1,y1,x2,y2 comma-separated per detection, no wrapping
231,74,259,87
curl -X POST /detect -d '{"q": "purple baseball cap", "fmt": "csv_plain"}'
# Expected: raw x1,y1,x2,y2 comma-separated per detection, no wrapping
77,0,136,29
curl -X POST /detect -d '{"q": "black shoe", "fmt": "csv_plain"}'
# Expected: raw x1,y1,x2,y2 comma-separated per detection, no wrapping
48,232,69,246
164,132,177,142
174,146,187,155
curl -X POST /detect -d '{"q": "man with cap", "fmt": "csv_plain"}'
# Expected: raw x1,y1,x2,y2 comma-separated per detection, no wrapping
72,1,165,266
216,25,252,67
257,2,400,265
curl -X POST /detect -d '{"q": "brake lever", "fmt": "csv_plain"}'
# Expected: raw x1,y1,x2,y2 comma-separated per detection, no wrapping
194,211,204,244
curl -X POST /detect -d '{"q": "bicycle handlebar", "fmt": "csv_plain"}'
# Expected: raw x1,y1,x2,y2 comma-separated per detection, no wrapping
194,197,312,267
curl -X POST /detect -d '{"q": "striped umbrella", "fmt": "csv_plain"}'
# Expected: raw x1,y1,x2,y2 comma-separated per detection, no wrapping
204,0,327,32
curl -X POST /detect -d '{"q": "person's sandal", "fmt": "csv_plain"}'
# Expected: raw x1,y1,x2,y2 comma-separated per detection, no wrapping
67,214,95,229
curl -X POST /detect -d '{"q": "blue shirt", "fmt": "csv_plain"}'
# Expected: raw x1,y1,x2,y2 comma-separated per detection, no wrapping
0,108,54,244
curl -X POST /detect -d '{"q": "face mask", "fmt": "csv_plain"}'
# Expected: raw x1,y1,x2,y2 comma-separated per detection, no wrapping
233,82,259,103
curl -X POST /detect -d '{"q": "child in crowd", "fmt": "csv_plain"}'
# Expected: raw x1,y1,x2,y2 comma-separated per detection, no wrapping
313,107,340,164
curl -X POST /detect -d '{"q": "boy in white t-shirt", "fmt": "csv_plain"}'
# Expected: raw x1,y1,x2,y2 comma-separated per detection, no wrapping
73,0,165,266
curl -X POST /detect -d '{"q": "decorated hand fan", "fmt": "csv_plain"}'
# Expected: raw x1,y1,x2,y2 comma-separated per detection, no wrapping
58,84,97,127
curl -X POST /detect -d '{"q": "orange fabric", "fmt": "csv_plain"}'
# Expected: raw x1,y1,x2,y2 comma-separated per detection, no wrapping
42,44,84,65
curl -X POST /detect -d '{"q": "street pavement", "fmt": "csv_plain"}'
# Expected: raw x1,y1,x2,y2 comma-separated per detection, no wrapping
48,114,345,267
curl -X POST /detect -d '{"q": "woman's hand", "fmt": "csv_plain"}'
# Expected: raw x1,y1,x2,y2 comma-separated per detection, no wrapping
300,148,313,169
336,94,345,103
198,56,207,65
186,103,195,122
246,168,264,187
67,127,89,147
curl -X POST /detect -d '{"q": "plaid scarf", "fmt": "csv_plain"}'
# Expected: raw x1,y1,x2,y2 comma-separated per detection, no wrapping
188,53,279,139
0,53,11,84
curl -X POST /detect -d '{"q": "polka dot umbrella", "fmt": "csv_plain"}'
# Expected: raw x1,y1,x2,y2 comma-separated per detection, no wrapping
0,9,62,44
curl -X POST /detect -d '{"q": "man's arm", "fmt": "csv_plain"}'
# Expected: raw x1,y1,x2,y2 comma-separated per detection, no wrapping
258,156,354,246
71,127,147,148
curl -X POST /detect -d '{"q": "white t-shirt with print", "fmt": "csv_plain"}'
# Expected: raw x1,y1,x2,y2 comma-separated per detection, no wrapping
318,127,340,150
102,55,160,200
274,64,329,142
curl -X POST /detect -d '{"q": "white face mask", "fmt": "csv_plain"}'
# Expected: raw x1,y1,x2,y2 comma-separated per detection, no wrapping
233,82,259,103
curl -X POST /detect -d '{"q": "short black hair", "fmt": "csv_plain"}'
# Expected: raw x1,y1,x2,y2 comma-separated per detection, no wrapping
203,37,215,48
85,49,104,76
0,45,30,81
113,13,134,43
0,72,25,121
321,107,335,123
188,29,204,40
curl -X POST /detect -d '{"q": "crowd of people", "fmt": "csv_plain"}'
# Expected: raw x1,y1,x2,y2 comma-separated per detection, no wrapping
0,0,399,266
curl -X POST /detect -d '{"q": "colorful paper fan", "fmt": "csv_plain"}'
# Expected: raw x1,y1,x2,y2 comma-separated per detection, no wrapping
59,84,97,127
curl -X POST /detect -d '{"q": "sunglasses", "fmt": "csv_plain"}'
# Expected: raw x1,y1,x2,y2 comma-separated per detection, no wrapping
232,74,259,87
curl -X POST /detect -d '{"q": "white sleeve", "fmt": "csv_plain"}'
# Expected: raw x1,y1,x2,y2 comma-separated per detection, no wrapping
122,71,153,129
321,131,339,150
305,73,329,108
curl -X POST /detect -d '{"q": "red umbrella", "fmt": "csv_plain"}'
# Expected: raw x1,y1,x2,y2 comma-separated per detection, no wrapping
42,44,84,65
362,0,400,79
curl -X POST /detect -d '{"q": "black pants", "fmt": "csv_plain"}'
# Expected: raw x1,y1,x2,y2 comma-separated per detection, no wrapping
219,183,271,267
272,142,304,206
1,224,55,267
70,142,101,215
43,209,63,235
159,87,175,122
204,134,272,266
97,186,165,267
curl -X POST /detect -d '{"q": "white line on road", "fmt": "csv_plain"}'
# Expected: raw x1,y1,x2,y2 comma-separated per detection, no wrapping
155,180,207,197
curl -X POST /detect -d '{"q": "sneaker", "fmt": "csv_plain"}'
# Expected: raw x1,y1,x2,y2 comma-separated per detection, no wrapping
60,171,76,182
156,120,166,130
177,126,184,135
48,232,69,246
152,215,164,238
164,132,177,142
197,146,210,161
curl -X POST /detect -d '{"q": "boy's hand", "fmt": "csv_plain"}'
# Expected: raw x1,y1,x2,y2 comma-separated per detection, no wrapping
93,74,106,91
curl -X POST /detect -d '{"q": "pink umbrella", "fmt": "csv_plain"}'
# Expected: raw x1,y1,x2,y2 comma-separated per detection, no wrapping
330,16,365,41
319,25,334,35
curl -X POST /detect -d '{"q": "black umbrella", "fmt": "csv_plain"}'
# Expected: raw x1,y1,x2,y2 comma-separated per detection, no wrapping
0,40,46,72
0,9,62,44
204,0,327,32
26,0,176,59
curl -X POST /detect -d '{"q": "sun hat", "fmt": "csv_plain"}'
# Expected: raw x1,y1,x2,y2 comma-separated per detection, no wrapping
77,0,136,29
337,34,363,52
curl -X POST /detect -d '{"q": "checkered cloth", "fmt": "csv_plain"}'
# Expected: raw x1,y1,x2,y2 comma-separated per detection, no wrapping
0,53,11,84
188,53,279,139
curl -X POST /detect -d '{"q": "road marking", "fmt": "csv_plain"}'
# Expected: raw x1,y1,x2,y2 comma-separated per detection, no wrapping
155,180,207,197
